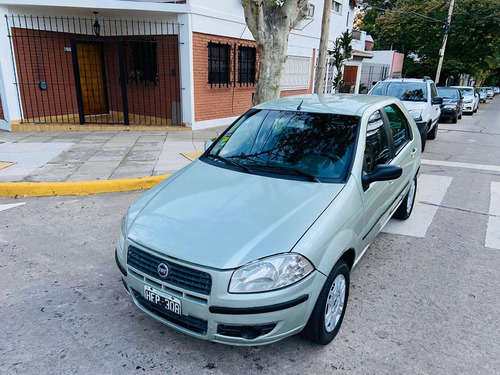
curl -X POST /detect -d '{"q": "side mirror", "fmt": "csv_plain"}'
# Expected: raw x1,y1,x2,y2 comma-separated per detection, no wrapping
362,165,403,190
432,96,443,105
204,139,213,151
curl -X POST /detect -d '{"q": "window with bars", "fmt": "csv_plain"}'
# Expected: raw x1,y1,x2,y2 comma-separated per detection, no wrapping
238,46,256,86
125,40,158,85
208,42,230,87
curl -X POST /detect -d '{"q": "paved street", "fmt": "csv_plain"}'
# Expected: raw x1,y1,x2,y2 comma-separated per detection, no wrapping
1,98,500,374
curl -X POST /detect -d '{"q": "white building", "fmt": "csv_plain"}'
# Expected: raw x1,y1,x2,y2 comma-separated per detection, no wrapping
0,0,357,131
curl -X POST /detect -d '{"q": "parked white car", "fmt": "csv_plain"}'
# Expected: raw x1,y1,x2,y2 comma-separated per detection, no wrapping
368,77,442,151
452,86,479,114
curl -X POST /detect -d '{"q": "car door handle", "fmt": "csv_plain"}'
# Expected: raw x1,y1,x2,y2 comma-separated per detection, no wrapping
411,148,417,156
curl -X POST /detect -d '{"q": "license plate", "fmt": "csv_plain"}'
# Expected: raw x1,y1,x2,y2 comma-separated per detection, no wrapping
144,285,181,315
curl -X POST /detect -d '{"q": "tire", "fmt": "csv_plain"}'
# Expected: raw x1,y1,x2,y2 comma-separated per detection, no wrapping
458,112,462,120
473,106,477,113
393,176,417,220
301,260,350,345
452,116,458,124
427,122,438,140
420,122,428,152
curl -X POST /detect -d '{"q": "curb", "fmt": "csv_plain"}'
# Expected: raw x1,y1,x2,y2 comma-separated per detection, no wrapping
0,175,171,197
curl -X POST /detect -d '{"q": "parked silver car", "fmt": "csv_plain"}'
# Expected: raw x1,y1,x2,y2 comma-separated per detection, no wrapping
116,94,421,346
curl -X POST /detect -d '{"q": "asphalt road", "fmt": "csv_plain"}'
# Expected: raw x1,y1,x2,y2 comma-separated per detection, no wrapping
1,97,500,374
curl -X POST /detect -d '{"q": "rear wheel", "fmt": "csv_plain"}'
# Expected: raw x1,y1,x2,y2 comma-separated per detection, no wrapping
301,260,349,345
393,176,417,220
427,122,438,140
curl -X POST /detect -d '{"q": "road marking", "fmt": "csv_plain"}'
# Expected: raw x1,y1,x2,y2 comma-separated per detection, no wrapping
0,202,25,212
486,182,500,250
422,159,500,173
383,174,453,237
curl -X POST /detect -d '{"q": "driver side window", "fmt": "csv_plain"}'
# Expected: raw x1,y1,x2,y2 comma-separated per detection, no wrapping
364,111,390,174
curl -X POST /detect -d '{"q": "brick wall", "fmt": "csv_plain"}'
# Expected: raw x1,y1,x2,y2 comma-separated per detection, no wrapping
193,32,314,123
12,28,180,124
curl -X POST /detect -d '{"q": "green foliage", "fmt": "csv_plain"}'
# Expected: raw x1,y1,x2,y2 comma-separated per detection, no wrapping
358,0,500,84
331,31,353,91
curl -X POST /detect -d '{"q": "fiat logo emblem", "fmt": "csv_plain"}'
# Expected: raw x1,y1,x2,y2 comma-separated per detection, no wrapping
157,262,169,278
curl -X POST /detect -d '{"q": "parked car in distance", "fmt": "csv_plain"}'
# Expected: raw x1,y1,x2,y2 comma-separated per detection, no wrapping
368,77,442,151
437,87,463,123
452,86,479,114
494,87,499,96
115,94,422,346
477,87,487,103
485,87,494,99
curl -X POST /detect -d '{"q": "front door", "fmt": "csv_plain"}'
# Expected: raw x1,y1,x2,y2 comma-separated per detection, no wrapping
76,42,108,115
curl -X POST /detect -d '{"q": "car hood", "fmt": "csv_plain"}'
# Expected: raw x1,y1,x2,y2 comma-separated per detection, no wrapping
400,101,426,111
127,160,345,269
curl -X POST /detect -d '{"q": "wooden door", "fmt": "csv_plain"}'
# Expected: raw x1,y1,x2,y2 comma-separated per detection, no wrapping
343,66,358,86
76,42,107,115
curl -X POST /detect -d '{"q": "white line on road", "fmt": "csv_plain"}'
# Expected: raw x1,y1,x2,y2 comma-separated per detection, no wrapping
0,202,26,212
383,174,453,238
486,182,500,250
422,159,500,173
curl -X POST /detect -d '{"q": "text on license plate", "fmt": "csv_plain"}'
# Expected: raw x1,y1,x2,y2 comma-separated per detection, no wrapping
144,285,181,315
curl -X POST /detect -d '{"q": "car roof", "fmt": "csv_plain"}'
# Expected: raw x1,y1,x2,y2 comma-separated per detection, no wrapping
379,78,432,83
253,94,393,116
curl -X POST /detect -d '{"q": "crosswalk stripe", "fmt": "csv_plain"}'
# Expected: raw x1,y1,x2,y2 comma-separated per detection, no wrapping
383,174,453,238
0,202,25,212
422,159,500,173
486,182,500,250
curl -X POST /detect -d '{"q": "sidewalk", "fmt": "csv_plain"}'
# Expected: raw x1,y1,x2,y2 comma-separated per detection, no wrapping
0,126,228,197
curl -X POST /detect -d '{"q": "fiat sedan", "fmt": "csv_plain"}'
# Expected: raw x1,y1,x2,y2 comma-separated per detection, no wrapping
115,94,421,346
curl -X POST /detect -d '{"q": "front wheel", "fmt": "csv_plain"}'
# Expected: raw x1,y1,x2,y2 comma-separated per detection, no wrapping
393,176,417,220
301,260,349,345
427,122,438,140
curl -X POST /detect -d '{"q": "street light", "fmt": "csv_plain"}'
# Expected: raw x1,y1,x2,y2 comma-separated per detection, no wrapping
93,12,100,36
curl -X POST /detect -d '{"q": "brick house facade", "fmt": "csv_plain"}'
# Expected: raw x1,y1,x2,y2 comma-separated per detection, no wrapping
0,0,356,131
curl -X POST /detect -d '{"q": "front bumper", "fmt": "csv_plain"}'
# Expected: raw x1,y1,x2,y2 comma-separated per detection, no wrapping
462,103,474,113
116,244,326,346
439,108,459,119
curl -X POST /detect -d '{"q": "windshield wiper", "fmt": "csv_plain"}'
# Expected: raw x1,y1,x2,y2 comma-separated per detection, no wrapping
253,164,320,183
206,154,253,174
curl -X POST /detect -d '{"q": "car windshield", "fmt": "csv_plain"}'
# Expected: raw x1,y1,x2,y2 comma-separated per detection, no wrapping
437,88,459,99
371,81,427,102
204,109,360,182
459,88,473,96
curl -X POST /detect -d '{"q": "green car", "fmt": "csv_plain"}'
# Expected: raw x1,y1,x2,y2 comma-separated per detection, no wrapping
116,94,421,346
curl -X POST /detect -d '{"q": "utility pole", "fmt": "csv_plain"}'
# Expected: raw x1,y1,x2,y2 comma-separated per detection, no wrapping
435,0,455,84
314,0,332,93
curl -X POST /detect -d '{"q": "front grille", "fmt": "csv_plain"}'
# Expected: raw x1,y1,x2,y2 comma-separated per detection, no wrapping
127,246,212,295
133,290,208,335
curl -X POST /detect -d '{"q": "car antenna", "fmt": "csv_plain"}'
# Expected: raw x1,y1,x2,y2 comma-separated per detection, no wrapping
297,99,303,111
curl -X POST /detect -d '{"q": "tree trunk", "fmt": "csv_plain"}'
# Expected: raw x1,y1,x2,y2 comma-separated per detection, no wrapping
242,0,310,105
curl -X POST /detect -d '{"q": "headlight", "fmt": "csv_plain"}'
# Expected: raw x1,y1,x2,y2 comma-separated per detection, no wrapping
465,98,473,103
443,104,456,109
229,253,314,293
409,110,422,121
117,212,129,255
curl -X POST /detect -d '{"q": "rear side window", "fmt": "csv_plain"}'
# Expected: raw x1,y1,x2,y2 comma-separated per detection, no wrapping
364,111,390,174
384,105,411,154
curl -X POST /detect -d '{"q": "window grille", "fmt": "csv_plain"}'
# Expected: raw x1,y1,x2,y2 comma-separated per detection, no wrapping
125,40,158,85
208,42,230,87
238,46,256,86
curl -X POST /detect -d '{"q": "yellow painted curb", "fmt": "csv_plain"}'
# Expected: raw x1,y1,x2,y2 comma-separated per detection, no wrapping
181,150,204,161
0,175,171,197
